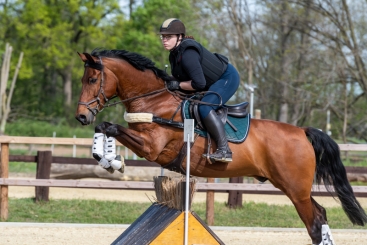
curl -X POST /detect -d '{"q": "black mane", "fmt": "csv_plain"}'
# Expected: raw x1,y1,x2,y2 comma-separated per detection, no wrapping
91,49,172,81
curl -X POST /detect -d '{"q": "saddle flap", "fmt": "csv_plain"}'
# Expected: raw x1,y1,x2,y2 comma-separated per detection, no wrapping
193,103,204,129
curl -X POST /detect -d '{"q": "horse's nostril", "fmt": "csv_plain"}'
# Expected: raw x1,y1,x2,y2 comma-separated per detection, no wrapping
76,114,87,125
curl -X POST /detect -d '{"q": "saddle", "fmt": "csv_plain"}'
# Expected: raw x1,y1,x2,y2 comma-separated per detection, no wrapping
182,96,251,143
161,97,251,174
190,100,249,131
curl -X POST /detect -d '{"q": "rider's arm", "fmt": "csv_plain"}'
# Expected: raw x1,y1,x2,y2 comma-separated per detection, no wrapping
180,48,206,91
179,80,194,90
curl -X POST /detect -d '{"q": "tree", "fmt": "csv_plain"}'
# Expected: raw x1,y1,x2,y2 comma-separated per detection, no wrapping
295,0,367,139
195,0,367,141
1,0,367,141
0,43,23,134
2,0,123,120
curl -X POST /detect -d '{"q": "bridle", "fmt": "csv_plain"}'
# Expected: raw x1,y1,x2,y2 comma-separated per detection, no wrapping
78,56,167,116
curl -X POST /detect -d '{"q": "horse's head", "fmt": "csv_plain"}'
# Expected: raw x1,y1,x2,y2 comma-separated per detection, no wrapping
75,52,118,125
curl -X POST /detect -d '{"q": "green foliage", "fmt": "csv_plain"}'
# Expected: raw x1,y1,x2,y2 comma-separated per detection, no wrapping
1,0,367,141
6,198,366,229
1,0,123,122
5,119,94,138
1,0,202,125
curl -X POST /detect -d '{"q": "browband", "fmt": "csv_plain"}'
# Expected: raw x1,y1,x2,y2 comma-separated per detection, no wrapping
85,61,103,71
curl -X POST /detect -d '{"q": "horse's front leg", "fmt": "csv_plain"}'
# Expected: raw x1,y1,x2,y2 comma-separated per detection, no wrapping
96,122,150,159
95,121,114,134
91,122,128,174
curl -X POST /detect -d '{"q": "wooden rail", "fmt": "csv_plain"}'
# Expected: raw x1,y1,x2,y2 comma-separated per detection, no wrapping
1,178,367,196
1,136,366,150
2,136,367,221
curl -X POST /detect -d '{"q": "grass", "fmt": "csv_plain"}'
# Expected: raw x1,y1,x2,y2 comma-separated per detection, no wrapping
342,158,367,167
9,162,37,173
3,198,367,229
7,198,151,224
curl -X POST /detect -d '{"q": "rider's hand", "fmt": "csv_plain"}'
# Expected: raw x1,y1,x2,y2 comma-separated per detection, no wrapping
166,80,180,91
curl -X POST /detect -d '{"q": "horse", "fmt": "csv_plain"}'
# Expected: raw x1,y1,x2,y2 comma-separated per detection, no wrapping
75,49,367,245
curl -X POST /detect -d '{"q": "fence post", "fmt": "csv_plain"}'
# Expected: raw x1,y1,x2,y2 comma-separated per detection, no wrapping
206,178,215,225
227,177,243,208
35,151,52,202
0,143,9,220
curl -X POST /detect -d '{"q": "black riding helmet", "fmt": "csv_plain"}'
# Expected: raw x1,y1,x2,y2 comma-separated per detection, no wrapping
159,18,185,35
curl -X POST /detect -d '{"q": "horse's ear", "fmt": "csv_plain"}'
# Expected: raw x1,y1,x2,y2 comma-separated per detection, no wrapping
83,53,96,63
78,52,88,62
77,52,95,63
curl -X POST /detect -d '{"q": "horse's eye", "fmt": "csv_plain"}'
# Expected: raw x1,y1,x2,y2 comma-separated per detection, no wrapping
89,78,97,84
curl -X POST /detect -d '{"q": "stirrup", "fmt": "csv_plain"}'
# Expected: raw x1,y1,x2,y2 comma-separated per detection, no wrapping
202,150,232,163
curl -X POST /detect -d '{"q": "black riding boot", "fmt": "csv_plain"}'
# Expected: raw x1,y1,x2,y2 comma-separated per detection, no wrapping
202,110,232,162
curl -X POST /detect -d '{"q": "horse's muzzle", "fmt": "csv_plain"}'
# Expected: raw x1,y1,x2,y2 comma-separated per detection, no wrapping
75,113,94,125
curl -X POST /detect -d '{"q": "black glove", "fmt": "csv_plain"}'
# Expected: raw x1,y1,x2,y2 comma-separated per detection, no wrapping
166,80,180,91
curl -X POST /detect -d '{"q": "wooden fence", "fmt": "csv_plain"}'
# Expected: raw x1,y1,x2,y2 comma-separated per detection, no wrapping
1,136,367,222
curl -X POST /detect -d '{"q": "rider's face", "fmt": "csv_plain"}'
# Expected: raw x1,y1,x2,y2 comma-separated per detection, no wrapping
161,34,180,50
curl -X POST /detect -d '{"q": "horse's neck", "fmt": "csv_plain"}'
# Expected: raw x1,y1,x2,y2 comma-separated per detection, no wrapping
110,62,161,103
110,61,180,115
125,91,181,118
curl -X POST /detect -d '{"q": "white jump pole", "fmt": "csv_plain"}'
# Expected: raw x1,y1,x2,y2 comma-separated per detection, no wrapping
160,167,164,176
245,84,256,116
73,135,76,157
183,119,194,245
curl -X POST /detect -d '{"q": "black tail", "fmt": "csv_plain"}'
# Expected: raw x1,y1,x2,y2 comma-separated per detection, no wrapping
305,127,367,226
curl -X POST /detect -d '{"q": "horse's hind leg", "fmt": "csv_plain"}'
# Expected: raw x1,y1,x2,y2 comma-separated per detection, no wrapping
292,196,333,244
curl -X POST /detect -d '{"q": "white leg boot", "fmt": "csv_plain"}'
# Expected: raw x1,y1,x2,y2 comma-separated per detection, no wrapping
104,136,124,173
314,224,336,245
92,133,114,173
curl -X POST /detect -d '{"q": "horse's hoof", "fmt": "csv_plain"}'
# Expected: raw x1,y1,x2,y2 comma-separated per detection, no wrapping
95,122,112,133
105,166,115,174
105,125,119,137
111,155,125,174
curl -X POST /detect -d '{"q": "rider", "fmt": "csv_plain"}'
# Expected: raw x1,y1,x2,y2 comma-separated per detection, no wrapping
159,18,240,163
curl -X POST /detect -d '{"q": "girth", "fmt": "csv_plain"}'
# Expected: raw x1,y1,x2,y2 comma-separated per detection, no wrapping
161,134,198,174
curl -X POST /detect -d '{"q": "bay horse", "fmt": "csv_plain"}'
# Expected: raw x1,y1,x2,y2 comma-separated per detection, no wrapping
75,49,367,245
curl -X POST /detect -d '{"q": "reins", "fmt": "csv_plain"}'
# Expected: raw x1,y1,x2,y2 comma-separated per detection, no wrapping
167,89,223,107
105,88,167,107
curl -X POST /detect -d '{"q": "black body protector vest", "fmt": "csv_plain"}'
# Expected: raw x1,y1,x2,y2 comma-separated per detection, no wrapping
169,39,228,90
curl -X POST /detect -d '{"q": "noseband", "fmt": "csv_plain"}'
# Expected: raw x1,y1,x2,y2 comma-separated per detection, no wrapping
78,57,166,116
